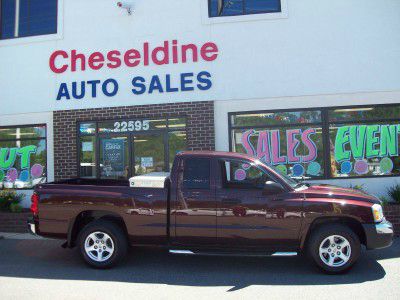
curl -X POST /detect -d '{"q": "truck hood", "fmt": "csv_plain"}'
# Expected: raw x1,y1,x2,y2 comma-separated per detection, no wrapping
302,184,381,205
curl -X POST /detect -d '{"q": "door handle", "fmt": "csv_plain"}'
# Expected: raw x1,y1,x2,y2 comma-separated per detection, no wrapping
221,197,242,205
257,196,282,202
270,196,286,202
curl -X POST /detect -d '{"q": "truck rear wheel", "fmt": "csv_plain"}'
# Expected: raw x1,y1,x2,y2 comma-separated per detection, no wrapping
308,224,360,274
78,220,128,269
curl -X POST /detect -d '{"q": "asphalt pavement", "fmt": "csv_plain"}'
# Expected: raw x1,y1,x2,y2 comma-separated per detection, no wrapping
0,234,399,300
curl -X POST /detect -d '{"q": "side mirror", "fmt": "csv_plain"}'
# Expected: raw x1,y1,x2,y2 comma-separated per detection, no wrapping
263,181,285,195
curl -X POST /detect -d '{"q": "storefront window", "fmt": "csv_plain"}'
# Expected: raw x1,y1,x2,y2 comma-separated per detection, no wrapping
329,106,400,122
231,111,322,127
230,110,324,179
78,117,187,179
0,125,46,139
231,128,325,179
329,106,400,178
230,104,400,180
0,125,47,189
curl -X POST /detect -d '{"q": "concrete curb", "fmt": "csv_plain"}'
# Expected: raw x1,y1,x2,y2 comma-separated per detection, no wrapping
0,232,45,240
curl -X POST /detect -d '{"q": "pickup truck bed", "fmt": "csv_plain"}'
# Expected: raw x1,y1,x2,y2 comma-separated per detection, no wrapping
35,178,169,245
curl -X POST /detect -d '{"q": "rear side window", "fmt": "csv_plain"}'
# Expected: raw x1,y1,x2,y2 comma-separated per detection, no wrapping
183,158,210,189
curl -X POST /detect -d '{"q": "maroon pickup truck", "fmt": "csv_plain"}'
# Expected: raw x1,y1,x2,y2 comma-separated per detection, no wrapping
28,151,393,273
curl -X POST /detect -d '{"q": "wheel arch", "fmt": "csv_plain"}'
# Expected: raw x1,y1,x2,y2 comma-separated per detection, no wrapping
300,216,367,251
67,210,128,248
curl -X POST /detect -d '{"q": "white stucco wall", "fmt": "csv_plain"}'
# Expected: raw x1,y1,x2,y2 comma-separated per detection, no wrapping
0,0,399,114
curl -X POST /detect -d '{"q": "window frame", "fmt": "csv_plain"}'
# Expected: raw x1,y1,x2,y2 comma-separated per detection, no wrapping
208,0,282,18
0,0,59,40
228,103,400,180
76,116,188,179
203,0,288,24
0,0,63,45
0,123,48,190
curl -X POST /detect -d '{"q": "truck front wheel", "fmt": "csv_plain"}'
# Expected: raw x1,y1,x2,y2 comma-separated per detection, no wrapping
78,220,128,269
308,224,361,274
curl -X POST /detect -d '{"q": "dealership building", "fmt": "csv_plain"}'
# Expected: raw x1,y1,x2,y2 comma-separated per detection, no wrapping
1,0,400,208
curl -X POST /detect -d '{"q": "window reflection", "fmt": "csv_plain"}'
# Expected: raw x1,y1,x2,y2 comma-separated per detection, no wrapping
230,105,400,179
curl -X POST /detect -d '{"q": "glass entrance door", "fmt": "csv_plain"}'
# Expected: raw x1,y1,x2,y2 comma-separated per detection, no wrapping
79,117,187,179
99,136,129,179
133,133,166,175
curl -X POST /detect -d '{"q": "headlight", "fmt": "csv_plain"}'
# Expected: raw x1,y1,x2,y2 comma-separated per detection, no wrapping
372,204,384,222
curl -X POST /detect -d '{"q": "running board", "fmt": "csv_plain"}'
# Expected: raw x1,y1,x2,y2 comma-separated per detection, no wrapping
169,250,194,255
169,250,297,257
271,252,298,256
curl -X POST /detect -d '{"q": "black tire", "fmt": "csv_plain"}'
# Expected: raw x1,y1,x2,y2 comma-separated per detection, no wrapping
78,220,128,269
307,224,360,274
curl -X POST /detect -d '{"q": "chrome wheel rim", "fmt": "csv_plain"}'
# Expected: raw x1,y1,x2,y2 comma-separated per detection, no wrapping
84,231,114,262
319,235,351,267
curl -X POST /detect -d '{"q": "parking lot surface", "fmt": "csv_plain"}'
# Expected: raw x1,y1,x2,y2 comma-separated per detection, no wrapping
0,235,399,300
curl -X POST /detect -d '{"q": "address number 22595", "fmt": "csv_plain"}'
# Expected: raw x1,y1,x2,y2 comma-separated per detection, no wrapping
114,120,150,132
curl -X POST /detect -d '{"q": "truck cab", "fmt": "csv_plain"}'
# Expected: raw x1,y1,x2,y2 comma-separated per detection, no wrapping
169,151,303,252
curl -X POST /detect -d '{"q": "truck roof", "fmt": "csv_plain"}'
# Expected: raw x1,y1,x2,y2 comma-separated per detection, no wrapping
177,151,258,162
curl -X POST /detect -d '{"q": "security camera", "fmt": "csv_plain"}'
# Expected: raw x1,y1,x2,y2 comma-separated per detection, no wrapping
117,2,133,15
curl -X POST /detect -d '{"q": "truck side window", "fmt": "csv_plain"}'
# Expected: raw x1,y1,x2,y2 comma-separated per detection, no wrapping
221,160,270,189
183,158,210,189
